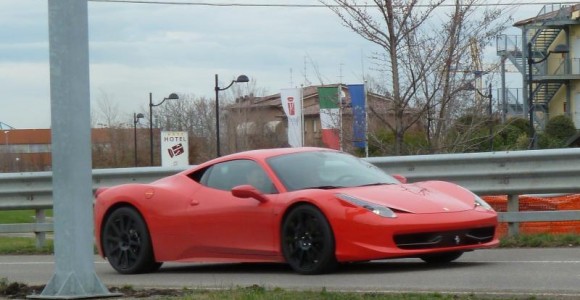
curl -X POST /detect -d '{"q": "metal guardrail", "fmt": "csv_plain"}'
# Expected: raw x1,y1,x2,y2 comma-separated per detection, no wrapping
365,148,580,195
0,166,188,248
1,148,579,247
366,148,580,235
0,167,187,210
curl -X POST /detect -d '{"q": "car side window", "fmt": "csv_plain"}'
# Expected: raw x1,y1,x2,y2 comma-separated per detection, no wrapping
203,160,277,194
244,163,277,194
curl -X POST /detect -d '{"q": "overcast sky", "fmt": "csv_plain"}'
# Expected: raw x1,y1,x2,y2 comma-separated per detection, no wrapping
0,0,564,129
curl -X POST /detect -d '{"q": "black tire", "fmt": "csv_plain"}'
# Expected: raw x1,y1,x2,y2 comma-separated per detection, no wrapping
420,251,463,264
101,206,161,274
281,204,337,275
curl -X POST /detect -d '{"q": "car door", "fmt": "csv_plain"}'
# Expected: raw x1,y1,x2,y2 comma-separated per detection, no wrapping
187,159,279,259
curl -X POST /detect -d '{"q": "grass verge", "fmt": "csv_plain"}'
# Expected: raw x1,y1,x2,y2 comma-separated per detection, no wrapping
0,237,53,255
499,232,580,247
0,210,52,224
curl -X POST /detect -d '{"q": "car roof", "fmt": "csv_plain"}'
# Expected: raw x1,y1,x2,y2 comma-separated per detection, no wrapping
225,147,334,159
188,147,337,171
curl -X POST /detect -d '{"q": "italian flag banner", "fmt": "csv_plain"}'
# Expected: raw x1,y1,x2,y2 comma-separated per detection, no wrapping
317,86,341,150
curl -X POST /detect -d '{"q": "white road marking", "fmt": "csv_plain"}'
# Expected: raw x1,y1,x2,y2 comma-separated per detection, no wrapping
0,261,108,265
471,260,580,263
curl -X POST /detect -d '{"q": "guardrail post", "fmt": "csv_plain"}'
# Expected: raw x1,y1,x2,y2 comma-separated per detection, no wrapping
35,209,46,249
507,194,520,236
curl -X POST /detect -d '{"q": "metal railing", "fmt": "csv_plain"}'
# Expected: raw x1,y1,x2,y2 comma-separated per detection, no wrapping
0,167,188,248
367,148,580,236
2,148,580,247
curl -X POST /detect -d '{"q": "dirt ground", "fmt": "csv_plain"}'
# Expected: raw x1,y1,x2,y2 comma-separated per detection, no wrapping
1,283,187,299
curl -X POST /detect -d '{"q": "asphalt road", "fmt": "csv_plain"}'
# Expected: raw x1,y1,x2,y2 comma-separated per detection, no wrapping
1,248,579,298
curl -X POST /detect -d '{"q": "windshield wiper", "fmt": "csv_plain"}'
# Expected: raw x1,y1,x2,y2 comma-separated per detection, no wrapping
356,182,393,187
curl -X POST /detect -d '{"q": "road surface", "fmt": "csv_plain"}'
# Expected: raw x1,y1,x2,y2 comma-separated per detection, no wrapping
1,248,579,298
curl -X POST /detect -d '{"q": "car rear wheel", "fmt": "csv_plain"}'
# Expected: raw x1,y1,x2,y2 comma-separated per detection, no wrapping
281,204,337,275
102,206,161,274
420,251,463,264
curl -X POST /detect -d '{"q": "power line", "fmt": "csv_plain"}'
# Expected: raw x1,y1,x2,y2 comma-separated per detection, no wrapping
88,0,580,8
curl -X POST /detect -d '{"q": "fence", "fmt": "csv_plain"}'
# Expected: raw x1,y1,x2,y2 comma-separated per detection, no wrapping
1,148,580,247
0,167,187,248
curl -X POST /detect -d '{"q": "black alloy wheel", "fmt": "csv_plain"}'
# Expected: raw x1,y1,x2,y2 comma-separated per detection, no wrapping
420,251,464,264
281,204,337,275
101,206,161,274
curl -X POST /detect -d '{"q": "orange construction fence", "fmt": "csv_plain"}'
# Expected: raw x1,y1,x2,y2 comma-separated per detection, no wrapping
482,194,580,237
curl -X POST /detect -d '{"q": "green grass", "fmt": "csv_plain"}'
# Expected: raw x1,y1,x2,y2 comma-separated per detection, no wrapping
0,237,53,255
499,232,580,247
0,210,53,224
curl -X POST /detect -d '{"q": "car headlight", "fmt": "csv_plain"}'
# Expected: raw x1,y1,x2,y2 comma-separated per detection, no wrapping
474,194,494,211
336,193,397,218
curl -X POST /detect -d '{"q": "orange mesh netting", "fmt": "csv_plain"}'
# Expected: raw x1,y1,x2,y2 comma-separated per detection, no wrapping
482,194,580,237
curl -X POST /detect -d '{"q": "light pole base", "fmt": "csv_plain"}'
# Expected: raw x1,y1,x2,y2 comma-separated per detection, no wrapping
28,271,121,299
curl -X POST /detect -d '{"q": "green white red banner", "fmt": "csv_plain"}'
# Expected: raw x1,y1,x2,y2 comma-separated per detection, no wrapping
317,86,341,150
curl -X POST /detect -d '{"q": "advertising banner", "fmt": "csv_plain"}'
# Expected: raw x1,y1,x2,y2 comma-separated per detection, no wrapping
280,88,303,147
161,131,189,167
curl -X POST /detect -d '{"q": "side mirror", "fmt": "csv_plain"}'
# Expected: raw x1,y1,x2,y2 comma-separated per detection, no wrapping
231,185,269,203
392,174,407,184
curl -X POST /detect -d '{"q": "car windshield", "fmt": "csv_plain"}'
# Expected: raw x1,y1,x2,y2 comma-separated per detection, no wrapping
267,151,400,192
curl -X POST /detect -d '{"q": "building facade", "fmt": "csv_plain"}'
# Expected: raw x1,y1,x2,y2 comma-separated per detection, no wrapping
225,84,421,154
497,4,580,130
0,128,166,172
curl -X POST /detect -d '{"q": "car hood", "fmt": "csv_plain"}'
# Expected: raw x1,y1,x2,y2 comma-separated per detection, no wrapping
339,181,474,214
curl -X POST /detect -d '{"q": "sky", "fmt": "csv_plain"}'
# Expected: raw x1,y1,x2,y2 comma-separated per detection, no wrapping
0,0,569,129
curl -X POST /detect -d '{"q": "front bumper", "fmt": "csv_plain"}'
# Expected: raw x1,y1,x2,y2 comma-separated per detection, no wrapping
331,208,499,262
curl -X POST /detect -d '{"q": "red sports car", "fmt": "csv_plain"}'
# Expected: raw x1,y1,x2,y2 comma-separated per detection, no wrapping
94,147,498,275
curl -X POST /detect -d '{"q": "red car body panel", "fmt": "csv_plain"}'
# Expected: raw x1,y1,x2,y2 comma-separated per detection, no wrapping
94,147,498,266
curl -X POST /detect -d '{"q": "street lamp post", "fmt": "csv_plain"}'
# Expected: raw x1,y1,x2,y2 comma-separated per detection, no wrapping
214,74,249,157
526,42,569,149
149,92,179,165
133,112,144,167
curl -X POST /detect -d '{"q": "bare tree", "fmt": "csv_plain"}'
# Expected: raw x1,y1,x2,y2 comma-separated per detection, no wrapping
92,89,123,128
91,90,133,168
322,0,510,154
155,94,216,163
154,78,270,163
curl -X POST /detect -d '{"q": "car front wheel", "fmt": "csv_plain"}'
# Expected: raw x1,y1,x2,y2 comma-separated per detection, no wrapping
281,204,337,275
101,206,161,274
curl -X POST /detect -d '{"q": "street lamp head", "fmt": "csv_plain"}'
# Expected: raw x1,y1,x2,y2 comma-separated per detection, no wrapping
235,75,250,83
136,113,144,119
166,93,179,100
